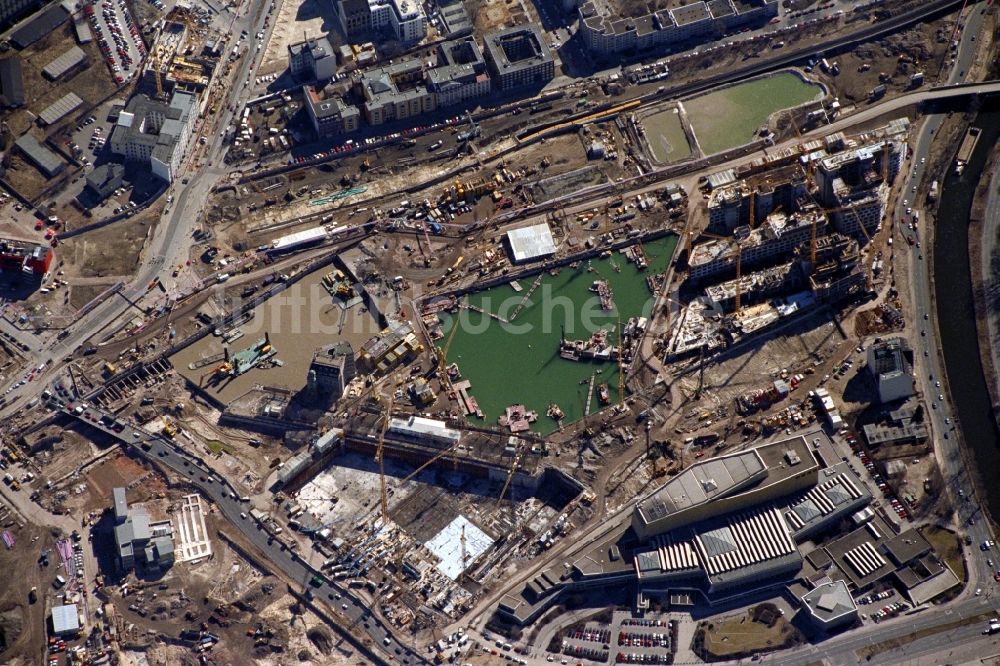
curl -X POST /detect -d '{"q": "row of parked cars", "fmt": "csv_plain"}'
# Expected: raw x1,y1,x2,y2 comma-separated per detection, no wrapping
282,115,472,166
616,653,672,664
84,0,146,85
618,633,669,648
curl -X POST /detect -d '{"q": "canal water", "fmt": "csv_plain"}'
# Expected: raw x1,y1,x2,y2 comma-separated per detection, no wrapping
684,71,824,156
933,101,1000,519
439,235,678,434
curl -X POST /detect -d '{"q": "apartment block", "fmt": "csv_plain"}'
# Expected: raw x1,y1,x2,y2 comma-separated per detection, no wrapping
483,24,554,92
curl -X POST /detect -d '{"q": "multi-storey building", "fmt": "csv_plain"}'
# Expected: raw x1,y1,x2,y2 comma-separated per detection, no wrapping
689,209,826,281
357,59,436,125
578,0,777,57
302,85,361,137
426,37,490,107
337,0,371,40
388,0,426,43
483,24,554,92
108,91,195,182
288,36,337,81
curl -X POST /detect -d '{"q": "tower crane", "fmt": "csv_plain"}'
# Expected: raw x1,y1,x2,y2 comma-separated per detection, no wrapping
698,229,746,314
617,315,625,408
375,392,393,523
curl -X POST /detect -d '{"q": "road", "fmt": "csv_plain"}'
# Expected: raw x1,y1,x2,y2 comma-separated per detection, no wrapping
899,0,996,603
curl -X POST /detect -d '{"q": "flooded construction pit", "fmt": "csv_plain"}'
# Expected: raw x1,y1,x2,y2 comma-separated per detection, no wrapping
640,106,692,163
171,268,381,404
438,235,678,435
684,71,824,156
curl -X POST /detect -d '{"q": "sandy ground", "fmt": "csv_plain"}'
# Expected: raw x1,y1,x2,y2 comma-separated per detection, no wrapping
258,0,334,77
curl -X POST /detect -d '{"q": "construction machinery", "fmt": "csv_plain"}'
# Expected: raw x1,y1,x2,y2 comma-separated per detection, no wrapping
199,348,232,386
456,111,480,143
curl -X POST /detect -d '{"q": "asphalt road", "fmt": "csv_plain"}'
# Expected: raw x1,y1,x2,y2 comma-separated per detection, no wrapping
901,1,996,596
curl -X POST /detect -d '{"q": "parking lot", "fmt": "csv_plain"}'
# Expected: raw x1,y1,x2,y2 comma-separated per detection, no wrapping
552,616,676,665
84,0,146,86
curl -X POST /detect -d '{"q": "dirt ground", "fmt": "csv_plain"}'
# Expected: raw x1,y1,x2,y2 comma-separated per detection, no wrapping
1,153,70,204
5,22,119,138
108,511,372,665
58,216,153,278
0,521,60,665
472,0,532,33
816,15,956,104
259,0,335,77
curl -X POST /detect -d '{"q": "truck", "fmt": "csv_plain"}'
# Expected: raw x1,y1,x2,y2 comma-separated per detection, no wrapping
928,180,939,202
986,620,1000,635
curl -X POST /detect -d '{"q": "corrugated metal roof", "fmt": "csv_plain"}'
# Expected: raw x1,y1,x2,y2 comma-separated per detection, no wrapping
10,5,70,49
506,223,556,262
43,46,86,79
51,604,80,635
14,134,64,177
38,92,83,125
0,57,24,108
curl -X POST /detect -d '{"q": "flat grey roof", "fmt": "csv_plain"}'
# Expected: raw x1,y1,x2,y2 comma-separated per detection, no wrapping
38,92,83,125
113,487,128,521
636,449,766,524
801,580,856,622
506,223,556,262
51,604,80,635
11,5,70,49
14,134,64,176
43,46,86,79
882,529,931,566
0,57,24,107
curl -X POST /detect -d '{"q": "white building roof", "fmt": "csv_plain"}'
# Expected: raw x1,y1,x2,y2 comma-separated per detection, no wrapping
51,604,80,635
389,415,461,445
506,223,556,262
424,515,494,579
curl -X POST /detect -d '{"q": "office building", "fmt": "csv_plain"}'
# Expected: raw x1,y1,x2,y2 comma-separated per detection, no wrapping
800,580,858,631
109,92,196,182
866,337,914,403
498,435,873,625
577,0,777,57
337,0,371,39
388,0,425,43
303,85,360,137
289,36,338,81
84,163,125,201
304,342,356,404
357,59,436,125
688,210,825,281
483,25,554,91
427,37,490,107
0,238,53,278
112,487,174,572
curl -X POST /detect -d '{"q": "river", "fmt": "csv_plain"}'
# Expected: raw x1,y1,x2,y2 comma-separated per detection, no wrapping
933,101,1000,518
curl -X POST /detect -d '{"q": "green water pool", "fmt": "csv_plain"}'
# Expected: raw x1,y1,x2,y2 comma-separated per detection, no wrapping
438,235,678,434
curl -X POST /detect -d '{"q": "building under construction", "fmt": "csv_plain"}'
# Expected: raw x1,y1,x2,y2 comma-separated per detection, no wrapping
142,10,219,100
688,208,826,282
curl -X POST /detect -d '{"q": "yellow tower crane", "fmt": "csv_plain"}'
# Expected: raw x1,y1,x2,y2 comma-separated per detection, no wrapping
375,392,393,523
